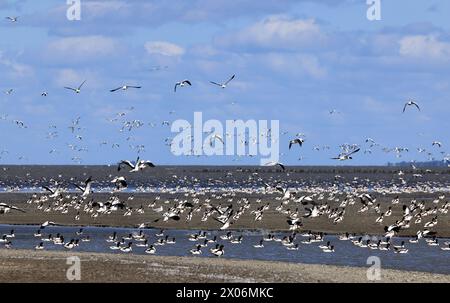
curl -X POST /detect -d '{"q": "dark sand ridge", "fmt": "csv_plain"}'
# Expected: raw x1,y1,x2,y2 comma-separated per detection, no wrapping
1,191,449,237
0,249,448,283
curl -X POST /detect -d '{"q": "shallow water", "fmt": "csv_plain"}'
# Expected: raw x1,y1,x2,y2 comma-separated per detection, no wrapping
0,224,448,275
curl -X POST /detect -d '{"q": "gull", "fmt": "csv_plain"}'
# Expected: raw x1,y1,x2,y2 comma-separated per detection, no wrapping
72,176,93,197
64,80,86,94
5,16,18,22
303,205,321,218
43,185,63,198
332,148,360,161
403,100,420,112
110,85,141,92
275,186,295,200
210,74,235,89
0,203,25,214
209,134,224,146
174,79,191,92
41,92,48,97
264,161,285,171
154,210,181,222
213,210,234,230
111,176,127,191
432,141,442,148
14,120,27,128
118,157,155,172
40,221,59,229
289,138,304,149
4,89,13,95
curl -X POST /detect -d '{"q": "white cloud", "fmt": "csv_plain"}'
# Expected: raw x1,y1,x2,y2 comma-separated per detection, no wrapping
46,36,119,60
264,53,327,79
144,41,185,57
399,35,450,62
218,16,328,51
0,51,34,78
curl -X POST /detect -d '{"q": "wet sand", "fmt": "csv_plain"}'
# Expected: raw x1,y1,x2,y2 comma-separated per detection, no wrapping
0,249,448,283
1,165,449,236
1,191,449,237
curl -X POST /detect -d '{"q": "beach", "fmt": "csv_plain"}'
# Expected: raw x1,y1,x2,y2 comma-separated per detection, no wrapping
0,249,448,283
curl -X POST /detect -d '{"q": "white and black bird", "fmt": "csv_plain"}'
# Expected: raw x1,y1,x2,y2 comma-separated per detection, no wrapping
118,157,155,172
110,85,141,92
73,176,93,197
332,148,360,161
289,138,304,149
210,74,235,89
64,80,86,94
403,100,420,113
111,176,127,191
432,141,442,148
5,16,18,22
0,203,25,214
174,80,192,92
264,161,286,171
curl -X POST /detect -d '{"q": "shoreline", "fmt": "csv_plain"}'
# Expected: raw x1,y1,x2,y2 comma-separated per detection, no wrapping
0,249,449,283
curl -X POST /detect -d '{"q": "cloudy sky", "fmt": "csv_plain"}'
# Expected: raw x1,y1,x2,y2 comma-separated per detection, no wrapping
1,0,450,166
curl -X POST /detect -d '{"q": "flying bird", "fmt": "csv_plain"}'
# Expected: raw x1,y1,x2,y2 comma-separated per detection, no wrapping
264,161,286,171
403,100,420,113
210,74,235,89
432,141,442,148
72,176,93,197
118,157,155,172
5,16,18,22
289,138,304,149
110,85,141,92
0,203,25,214
111,176,127,191
332,148,360,161
64,80,86,94
174,80,191,92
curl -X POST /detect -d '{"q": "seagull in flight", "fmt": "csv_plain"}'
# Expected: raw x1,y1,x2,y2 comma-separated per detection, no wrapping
118,157,155,172
64,80,86,94
289,138,304,149
5,16,18,22
403,100,420,113
432,141,442,148
264,161,286,171
110,85,141,92
72,176,93,197
0,203,25,214
332,148,360,161
210,74,235,89
4,89,13,95
174,80,191,92
209,134,224,146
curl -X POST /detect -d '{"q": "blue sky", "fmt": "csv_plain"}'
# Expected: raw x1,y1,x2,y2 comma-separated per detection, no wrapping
1,0,450,166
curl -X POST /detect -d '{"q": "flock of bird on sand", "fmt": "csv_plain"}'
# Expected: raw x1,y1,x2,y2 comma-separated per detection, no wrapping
1,162,450,257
